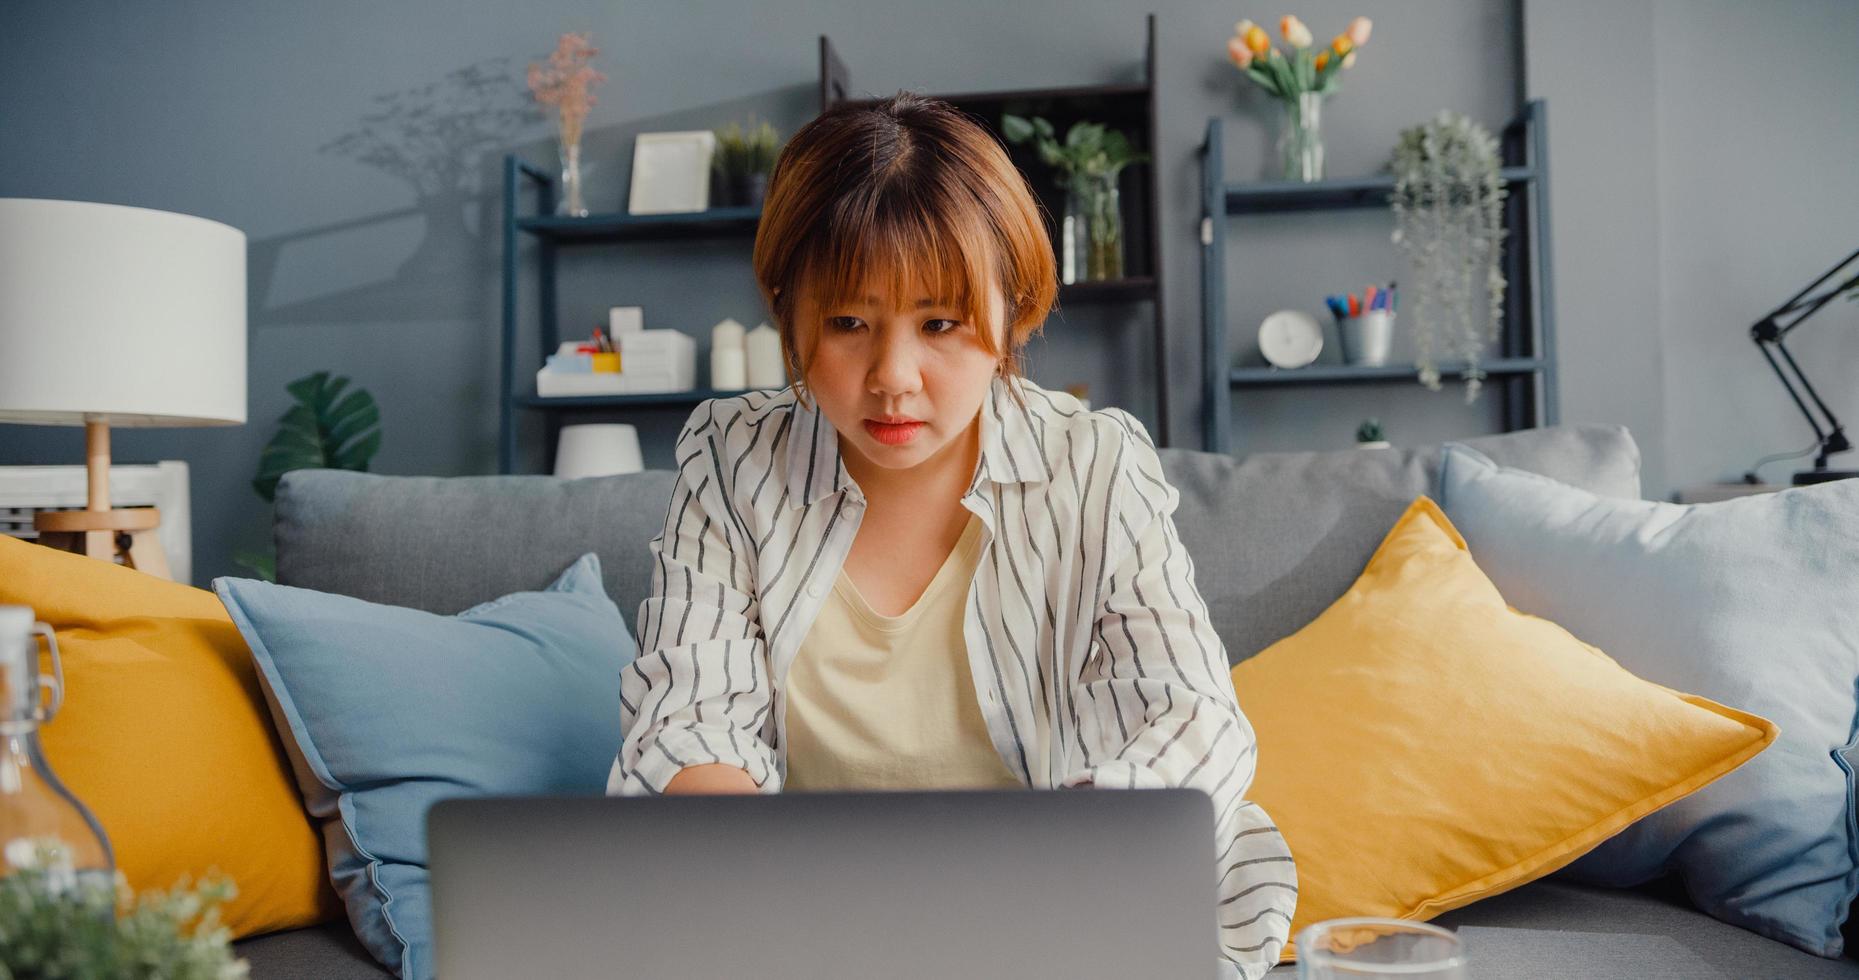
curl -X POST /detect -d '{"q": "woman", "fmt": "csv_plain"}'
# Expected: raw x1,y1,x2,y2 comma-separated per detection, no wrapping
608,91,1295,978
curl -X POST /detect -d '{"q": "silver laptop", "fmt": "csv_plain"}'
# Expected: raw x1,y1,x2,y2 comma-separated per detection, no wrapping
428,788,1218,979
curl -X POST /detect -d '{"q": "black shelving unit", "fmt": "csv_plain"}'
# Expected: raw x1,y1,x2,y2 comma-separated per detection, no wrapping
1197,99,1559,454
496,158,776,473
497,17,1173,474
821,14,1170,444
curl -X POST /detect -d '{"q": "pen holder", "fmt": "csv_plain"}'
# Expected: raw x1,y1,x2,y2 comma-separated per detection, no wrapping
1340,309,1394,367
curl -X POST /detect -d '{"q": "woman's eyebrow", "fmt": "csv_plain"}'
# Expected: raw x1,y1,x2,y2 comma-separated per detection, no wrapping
858,296,946,308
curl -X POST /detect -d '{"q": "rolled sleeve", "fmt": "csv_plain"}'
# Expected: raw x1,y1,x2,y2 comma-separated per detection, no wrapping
1063,413,1297,978
607,409,782,797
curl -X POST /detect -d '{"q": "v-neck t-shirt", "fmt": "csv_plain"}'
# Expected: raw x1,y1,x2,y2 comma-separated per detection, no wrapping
782,511,1020,791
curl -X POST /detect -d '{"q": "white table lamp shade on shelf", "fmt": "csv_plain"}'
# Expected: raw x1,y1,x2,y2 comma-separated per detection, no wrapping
0,198,247,579
555,424,643,479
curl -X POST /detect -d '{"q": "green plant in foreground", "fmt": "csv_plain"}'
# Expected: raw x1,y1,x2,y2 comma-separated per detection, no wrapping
1356,418,1386,443
0,866,248,979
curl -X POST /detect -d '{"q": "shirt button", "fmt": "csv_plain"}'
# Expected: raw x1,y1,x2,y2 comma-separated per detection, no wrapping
807,582,825,598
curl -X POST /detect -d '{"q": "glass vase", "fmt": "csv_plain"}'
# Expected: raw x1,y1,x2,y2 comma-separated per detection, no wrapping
556,140,588,217
1062,171,1124,284
1278,91,1325,182
0,607,114,897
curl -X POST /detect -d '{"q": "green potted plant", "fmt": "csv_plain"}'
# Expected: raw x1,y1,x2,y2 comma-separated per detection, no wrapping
1000,114,1148,283
233,371,383,581
1355,417,1390,449
713,117,781,208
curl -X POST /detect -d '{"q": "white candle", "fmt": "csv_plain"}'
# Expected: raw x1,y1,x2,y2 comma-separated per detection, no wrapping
711,346,747,389
745,321,785,389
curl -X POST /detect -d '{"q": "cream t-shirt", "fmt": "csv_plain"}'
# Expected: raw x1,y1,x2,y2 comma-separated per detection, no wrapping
783,512,1022,791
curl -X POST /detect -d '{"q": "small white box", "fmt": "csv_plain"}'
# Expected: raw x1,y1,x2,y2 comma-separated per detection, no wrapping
609,306,644,334
536,370,627,398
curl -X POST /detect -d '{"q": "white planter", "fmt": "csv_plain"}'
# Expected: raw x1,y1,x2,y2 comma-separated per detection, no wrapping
1356,440,1391,450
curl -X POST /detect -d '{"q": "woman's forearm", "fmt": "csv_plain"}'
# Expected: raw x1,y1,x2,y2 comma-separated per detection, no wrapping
663,762,763,795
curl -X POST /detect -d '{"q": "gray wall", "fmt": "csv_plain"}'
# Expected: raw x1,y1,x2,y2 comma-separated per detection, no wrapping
8,1,1846,586
1528,0,1859,497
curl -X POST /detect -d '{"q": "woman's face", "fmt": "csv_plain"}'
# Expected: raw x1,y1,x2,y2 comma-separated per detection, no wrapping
795,269,1006,483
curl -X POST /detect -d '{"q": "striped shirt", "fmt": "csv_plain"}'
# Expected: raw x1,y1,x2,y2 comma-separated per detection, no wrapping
607,374,1297,978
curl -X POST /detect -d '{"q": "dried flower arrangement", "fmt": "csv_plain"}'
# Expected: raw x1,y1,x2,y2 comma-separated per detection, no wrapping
527,32,607,150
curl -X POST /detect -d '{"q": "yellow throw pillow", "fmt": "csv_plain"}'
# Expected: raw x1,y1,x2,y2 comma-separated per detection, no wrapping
0,535,341,938
1231,497,1776,963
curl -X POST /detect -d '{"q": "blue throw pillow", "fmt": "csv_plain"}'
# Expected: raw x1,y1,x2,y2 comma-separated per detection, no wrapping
213,553,634,979
1439,443,1859,957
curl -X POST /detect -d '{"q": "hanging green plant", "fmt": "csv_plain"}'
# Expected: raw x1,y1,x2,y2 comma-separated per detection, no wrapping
1388,111,1508,401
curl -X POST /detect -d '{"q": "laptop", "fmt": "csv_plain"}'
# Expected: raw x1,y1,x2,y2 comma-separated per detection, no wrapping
428,787,1218,979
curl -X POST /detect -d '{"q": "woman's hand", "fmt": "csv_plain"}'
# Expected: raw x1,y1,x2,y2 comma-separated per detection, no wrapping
664,763,763,795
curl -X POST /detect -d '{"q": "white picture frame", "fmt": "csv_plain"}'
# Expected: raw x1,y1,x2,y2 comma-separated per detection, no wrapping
628,130,717,215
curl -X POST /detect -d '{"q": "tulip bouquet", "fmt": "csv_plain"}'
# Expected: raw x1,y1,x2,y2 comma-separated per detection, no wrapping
1227,15,1370,98
1226,15,1372,180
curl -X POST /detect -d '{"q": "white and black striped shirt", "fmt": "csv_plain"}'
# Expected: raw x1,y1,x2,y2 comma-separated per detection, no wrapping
608,375,1297,978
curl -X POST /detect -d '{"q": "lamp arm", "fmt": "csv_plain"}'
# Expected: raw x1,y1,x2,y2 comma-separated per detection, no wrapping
1752,334,1832,446
1763,246,1859,328
1748,246,1858,475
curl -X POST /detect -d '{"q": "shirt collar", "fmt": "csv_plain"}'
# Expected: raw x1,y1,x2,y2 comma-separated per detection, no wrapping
783,374,1050,509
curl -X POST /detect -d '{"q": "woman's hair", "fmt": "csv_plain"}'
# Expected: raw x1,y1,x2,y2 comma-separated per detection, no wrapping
751,91,1058,408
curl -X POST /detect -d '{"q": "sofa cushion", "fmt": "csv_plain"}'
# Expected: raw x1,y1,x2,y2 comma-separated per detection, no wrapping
1160,423,1641,663
1232,496,1774,962
1438,443,1859,957
214,554,635,980
1263,878,1859,977
274,468,675,619
237,878,1858,980
0,534,341,938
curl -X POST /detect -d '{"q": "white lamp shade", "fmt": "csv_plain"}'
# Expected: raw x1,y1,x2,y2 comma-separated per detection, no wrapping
0,198,246,427
554,424,643,479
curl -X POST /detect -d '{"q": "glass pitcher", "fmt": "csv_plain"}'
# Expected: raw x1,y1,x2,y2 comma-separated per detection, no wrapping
0,604,114,894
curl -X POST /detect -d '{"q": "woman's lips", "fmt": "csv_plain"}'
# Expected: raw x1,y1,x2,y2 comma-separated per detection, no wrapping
864,418,925,445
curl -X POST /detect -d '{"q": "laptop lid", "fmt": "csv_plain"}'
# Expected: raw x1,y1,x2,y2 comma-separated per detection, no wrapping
428,788,1217,980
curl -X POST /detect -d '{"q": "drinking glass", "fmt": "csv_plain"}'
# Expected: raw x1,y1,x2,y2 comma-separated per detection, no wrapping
1296,918,1466,979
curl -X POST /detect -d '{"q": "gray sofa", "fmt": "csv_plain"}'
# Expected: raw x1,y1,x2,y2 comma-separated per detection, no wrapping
236,423,1859,978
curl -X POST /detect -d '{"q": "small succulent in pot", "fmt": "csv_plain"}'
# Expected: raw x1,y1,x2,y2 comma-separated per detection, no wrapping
713,117,782,208
1355,418,1390,449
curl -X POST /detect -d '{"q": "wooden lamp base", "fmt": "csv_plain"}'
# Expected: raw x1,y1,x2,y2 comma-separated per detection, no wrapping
32,419,173,580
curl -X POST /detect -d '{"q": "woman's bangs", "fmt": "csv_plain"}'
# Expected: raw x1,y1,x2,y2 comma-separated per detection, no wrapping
803,196,994,342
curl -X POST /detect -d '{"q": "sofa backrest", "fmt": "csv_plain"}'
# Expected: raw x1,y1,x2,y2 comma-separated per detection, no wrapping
273,423,1639,665
1165,423,1639,661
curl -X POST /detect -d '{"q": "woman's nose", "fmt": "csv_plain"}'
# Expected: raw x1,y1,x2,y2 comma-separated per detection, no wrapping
868,330,921,394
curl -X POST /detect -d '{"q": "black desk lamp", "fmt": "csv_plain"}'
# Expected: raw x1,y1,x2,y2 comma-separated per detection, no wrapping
1748,246,1859,485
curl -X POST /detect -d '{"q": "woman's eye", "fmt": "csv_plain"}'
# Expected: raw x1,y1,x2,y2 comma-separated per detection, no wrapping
925,319,963,334
827,317,863,333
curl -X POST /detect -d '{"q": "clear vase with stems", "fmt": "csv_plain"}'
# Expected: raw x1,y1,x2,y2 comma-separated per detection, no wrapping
1063,171,1124,283
1278,91,1325,182
557,140,588,217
